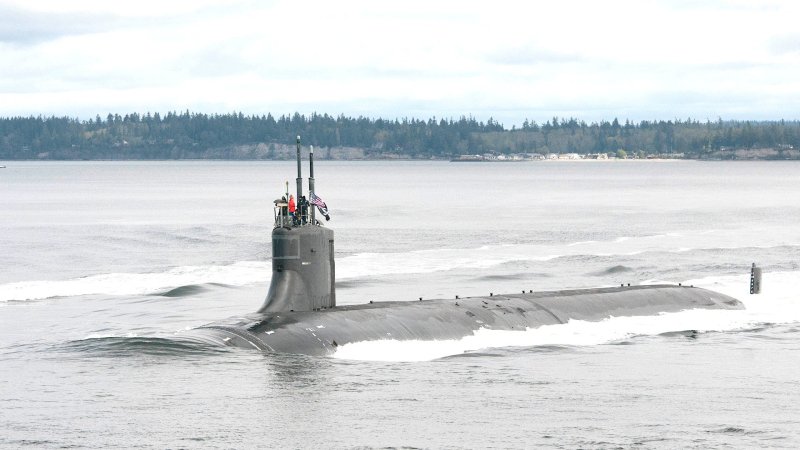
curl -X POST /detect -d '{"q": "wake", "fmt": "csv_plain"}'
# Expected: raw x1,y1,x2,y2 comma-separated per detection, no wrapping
332,271,800,362
3,228,796,302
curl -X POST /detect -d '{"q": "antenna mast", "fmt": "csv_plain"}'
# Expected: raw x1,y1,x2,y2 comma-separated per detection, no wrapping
295,136,303,212
309,145,315,224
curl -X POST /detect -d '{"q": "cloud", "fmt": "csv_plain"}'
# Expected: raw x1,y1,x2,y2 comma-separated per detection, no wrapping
769,33,800,55
0,0,799,126
486,46,585,66
0,4,122,45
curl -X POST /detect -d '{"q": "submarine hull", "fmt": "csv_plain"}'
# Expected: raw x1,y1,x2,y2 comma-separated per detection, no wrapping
191,137,745,357
191,284,744,356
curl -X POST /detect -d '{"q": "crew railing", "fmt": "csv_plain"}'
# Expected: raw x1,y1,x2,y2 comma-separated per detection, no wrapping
273,199,310,228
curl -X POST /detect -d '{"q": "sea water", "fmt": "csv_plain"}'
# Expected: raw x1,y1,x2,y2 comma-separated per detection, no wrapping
1,160,799,448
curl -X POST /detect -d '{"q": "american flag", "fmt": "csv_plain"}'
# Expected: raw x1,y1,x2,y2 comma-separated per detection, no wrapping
310,192,330,220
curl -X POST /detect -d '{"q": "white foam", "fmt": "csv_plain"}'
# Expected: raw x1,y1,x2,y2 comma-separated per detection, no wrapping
333,271,800,362
567,240,597,246
0,261,271,302
336,227,800,280
689,270,800,324
4,228,799,303
81,332,140,340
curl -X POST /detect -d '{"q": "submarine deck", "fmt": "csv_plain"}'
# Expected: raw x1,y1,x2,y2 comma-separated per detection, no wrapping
193,284,744,356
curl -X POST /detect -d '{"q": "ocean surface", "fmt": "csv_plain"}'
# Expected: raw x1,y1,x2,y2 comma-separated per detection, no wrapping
1,160,799,449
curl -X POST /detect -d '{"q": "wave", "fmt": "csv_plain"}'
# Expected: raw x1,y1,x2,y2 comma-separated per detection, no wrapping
477,272,535,281
0,261,270,302
20,269,797,362
657,329,701,338
337,228,800,281
158,284,209,297
56,335,228,357
4,229,799,303
566,240,598,247
332,271,800,361
330,309,745,362
589,265,633,276
335,279,381,289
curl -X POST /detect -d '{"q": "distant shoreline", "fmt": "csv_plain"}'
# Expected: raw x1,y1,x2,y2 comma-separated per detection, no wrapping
449,158,691,163
4,113,798,161
0,157,795,163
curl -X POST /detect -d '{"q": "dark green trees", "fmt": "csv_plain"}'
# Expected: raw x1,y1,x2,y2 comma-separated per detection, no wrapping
0,113,798,160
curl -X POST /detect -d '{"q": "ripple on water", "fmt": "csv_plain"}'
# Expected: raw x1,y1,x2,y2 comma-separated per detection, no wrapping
53,335,230,358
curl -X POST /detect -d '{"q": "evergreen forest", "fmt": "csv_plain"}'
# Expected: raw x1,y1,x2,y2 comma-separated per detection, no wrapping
1,111,799,160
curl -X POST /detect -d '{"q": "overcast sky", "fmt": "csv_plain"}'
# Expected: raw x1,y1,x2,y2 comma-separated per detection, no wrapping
1,0,798,126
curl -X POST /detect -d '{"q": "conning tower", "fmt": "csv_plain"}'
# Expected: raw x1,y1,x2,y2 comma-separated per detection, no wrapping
259,136,335,313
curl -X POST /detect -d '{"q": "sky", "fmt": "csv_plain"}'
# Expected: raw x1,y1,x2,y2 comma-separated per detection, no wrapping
1,0,799,127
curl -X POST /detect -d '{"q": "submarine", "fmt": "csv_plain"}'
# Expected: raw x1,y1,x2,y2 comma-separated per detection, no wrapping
191,137,747,356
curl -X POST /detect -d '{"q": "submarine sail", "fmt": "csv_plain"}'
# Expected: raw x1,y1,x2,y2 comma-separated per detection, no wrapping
259,137,335,314
192,137,745,356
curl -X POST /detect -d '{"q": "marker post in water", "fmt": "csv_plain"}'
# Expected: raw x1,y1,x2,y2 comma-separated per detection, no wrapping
750,263,762,294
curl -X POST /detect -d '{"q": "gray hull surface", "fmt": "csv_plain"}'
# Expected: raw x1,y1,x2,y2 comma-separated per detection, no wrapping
192,284,743,356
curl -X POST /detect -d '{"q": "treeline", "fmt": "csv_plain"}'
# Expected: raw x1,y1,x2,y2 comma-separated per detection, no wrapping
1,111,799,159
480,117,800,158
490,117,800,158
